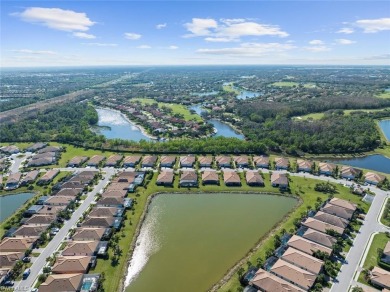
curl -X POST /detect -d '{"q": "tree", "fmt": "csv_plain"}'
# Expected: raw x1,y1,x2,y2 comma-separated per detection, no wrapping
237,267,245,278
351,286,364,292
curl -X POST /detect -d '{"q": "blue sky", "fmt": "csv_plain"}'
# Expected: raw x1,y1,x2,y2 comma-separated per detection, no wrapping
1,1,389,67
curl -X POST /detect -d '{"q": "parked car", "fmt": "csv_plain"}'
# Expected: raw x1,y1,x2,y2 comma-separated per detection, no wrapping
22,257,31,263
2,280,14,287
22,268,31,279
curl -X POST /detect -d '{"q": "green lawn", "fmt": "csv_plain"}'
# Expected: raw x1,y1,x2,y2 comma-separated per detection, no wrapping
270,81,299,87
294,108,390,121
222,83,240,94
130,98,202,122
377,91,390,99
358,232,390,285
381,198,390,227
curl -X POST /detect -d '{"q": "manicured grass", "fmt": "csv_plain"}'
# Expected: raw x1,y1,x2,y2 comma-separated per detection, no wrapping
130,98,202,122
294,108,390,121
358,232,390,285
377,91,390,99
222,83,240,94
270,81,299,87
381,198,390,227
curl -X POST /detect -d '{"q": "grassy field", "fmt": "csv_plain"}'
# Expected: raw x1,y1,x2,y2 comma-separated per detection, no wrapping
381,198,390,227
294,108,390,120
377,91,390,99
222,83,240,94
270,81,299,87
358,232,390,285
130,98,202,122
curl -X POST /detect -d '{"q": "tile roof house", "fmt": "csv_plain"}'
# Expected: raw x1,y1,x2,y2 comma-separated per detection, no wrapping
246,171,264,186
96,196,125,207
25,142,47,152
340,166,362,180
86,155,106,167
39,273,83,292
156,170,174,186
234,156,249,168
12,225,47,238
0,252,24,269
101,189,127,198
89,207,124,218
179,170,198,187
72,228,110,241
253,155,270,168
27,156,56,167
23,214,55,226
301,218,344,235
159,156,176,168
382,241,390,264
141,155,157,167
312,211,349,229
67,156,88,167
274,157,289,170
0,145,20,154
5,172,22,190
216,155,231,168
297,159,313,173
0,237,35,252
365,172,386,185
328,198,357,212
105,154,123,167
123,155,141,168
37,205,66,216
321,203,354,220
370,266,390,290
38,145,62,154
44,196,74,206
38,169,59,185
198,156,213,168
318,162,336,176
62,241,99,256
82,216,117,228
250,268,304,292
202,170,219,185
281,247,324,274
271,173,288,189
20,170,39,186
56,188,82,197
287,235,332,256
180,155,196,168
223,170,241,186
302,229,337,249
52,256,92,274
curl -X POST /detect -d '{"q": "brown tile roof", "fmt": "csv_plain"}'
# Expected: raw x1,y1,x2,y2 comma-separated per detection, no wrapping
72,228,106,241
270,259,316,290
62,241,99,256
37,205,66,215
86,155,105,166
82,216,116,228
287,235,332,256
223,170,241,184
45,196,73,205
180,155,195,166
271,173,288,185
202,170,219,182
52,256,91,274
297,159,313,170
157,170,174,184
89,207,118,217
160,155,176,165
142,155,157,165
123,155,141,164
39,273,83,292
0,252,24,269
216,155,231,165
318,162,336,173
246,171,264,185
105,154,123,165
97,197,123,206
301,218,344,235
250,268,304,292
234,155,248,164
67,156,88,166
370,266,390,289
180,170,198,181
101,189,127,197
21,170,39,183
198,156,213,165
329,198,357,212
56,188,81,197
302,229,337,249
281,247,324,274
6,172,21,184
275,157,289,168
253,155,269,166
23,214,55,225
312,211,349,229
365,172,386,184
340,166,362,177
13,225,47,238
0,237,35,252
39,169,59,182
321,203,354,220
114,171,136,183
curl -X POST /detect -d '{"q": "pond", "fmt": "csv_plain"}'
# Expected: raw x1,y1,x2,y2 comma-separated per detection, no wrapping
209,119,245,139
0,192,34,222
95,108,151,141
327,154,390,174
124,193,296,292
379,119,390,141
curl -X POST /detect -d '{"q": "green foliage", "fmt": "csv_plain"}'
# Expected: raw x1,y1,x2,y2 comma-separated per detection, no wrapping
314,182,337,194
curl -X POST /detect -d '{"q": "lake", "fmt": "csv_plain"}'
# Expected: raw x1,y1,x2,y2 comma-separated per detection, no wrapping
124,193,296,292
209,119,245,139
379,120,390,141
327,154,390,174
236,89,263,100
0,192,34,222
95,108,151,141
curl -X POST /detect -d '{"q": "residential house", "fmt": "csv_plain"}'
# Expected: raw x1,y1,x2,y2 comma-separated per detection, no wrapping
202,170,219,185
179,170,198,187
198,156,213,168
12,225,47,238
250,268,304,292
301,218,344,235
370,266,390,290
62,241,99,256
223,170,241,186
328,198,357,212
5,172,22,190
96,197,126,207
156,170,174,186
0,145,19,154
72,228,110,241
318,162,336,176
312,211,349,229
381,242,390,264
365,172,386,185
281,247,324,274
160,156,176,168
340,166,362,180
27,156,56,167
0,237,35,252
0,252,24,269
52,256,93,274
24,205,43,217
23,214,55,226
37,205,66,216
38,169,59,185
82,216,118,229
246,171,264,186
86,155,105,167
321,203,354,220
101,189,127,198
297,159,313,173
253,155,269,168
56,188,82,197
216,155,231,168
270,259,317,291
25,142,47,152
302,229,337,249
141,155,157,168
89,207,124,218
274,157,289,170
123,155,141,168
44,196,74,206
234,156,249,168
271,173,288,189
105,154,123,167
287,235,332,256
180,155,195,168
20,170,39,186
37,146,62,154
67,156,88,167
39,273,83,292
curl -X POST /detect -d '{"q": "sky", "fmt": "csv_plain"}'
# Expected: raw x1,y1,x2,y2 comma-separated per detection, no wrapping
1,1,390,67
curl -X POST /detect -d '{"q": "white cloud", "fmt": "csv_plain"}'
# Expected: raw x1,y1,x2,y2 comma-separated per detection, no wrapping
137,45,151,49
335,38,356,45
168,45,178,49
355,18,390,33
11,49,57,55
73,32,96,39
82,43,118,47
184,18,288,41
197,42,296,56
124,32,142,40
308,40,324,45
304,46,331,52
12,7,95,31
156,23,167,29
337,27,354,34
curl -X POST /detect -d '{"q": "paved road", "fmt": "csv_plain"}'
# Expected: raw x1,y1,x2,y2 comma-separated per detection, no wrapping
9,152,31,174
14,168,115,290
